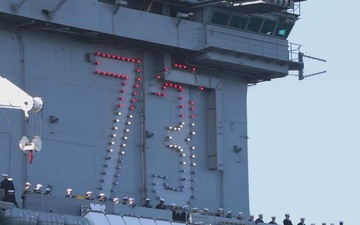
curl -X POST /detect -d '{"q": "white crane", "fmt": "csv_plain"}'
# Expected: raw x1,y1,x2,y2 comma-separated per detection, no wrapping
0,76,43,119
0,75,43,154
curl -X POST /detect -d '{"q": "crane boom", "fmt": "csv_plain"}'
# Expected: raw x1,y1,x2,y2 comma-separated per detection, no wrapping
0,76,43,119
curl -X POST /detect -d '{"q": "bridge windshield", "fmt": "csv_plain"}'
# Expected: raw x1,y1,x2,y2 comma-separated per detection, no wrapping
210,11,294,39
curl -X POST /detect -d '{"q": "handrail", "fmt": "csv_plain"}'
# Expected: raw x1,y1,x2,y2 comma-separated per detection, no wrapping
203,26,291,61
288,42,302,62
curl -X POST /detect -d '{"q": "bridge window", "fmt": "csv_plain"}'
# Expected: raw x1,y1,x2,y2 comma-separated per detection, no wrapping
247,17,263,32
211,12,230,26
209,10,295,39
229,16,249,29
261,20,277,35
274,22,294,38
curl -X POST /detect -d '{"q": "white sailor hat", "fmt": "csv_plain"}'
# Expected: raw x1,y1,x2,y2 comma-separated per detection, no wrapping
129,198,134,201
238,212,243,215
99,193,105,196
218,207,223,211
227,211,232,214
26,182,31,186
204,208,209,211
160,198,165,201
86,191,92,194
45,188,51,191
113,198,119,201
193,207,198,210
2,174,8,177
183,205,189,209
8,190,15,193
67,188,73,192
36,184,42,188
8,178,13,181
145,198,150,201
170,203,176,206
123,196,128,200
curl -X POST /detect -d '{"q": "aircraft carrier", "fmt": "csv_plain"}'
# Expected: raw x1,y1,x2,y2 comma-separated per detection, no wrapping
0,0,305,225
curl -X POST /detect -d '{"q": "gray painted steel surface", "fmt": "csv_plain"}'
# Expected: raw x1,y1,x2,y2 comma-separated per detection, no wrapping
0,0,304,224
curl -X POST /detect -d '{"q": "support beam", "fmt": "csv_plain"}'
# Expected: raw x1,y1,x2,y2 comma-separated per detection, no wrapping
11,0,27,11
42,0,67,18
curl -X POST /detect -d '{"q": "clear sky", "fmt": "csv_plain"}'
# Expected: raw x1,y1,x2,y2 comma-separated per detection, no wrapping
248,1,359,225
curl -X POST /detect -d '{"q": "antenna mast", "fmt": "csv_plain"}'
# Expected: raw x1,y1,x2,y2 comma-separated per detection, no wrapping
298,52,327,80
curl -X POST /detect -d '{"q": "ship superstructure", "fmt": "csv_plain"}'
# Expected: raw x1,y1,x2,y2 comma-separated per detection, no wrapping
0,0,304,225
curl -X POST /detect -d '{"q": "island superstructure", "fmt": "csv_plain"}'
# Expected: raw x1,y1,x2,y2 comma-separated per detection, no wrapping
0,1,305,225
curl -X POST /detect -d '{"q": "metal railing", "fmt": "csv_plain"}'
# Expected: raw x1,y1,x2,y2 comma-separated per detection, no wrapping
204,26,290,61
288,42,302,62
